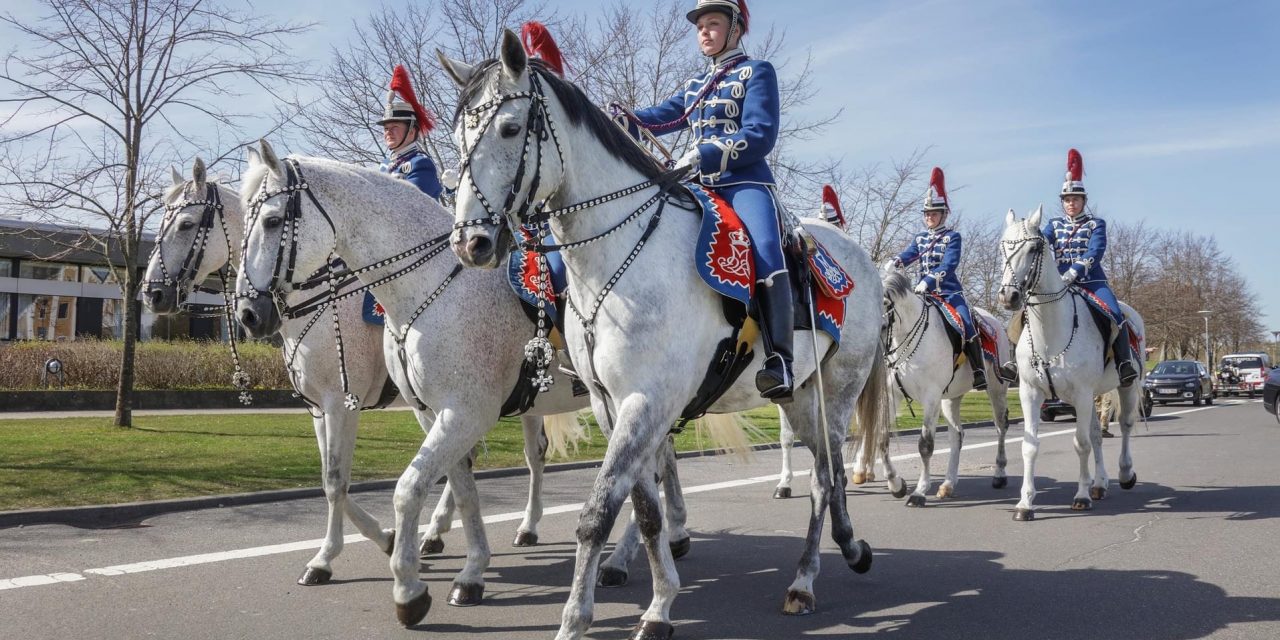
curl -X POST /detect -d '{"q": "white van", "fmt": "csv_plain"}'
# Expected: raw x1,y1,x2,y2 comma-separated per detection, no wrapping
1217,353,1273,397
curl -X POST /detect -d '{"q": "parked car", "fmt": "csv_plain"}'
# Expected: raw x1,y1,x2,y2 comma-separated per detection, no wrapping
1040,393,1153,422
1264,367,1279,423
1144,360,1215,406
1216,353,1272,398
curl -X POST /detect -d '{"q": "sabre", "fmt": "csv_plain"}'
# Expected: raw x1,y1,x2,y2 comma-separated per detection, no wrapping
798,231,837,489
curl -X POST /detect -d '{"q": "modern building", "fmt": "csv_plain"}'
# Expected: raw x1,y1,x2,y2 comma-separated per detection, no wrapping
0,217,227,341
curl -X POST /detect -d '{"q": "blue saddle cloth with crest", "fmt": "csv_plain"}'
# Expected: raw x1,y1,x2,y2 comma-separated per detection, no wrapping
362,291,385,326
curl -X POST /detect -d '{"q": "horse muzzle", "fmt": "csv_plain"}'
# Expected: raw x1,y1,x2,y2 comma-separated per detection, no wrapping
235,295,281,338
451,224,510,269
998,286,1023,311
143,282,180,315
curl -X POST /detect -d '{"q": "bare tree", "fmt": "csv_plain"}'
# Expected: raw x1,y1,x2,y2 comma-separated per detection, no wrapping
822,149,930,264
0,0,312,426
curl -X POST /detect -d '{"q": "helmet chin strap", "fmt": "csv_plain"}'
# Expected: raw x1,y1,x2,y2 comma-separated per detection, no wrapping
705,13,740,59
388,124,416,154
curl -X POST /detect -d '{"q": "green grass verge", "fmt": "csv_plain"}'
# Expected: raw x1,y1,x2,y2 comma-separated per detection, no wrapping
0,392,1022,511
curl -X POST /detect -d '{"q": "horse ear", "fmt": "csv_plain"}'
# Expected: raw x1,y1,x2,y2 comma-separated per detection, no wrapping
437,49,476,88
1030,204,1043,227
170,165,183,187
258,139,283,177
191,157,207,190
499,28,527,81
1005,208,1016,227
246,145,261,169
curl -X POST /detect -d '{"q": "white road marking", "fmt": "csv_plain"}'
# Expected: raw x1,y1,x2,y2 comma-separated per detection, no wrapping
0,400,1254,591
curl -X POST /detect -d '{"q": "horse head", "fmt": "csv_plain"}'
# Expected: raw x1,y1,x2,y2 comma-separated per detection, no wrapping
234,140,333,338
144,157,233,314
997,204,1045,312
439,29,566,268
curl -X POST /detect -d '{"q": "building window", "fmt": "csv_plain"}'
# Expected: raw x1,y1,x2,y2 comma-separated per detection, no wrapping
0,293,11,340
19,261,78,282
15,294,77,340
81,265,119,284
100,298,123,339
0,260,12,277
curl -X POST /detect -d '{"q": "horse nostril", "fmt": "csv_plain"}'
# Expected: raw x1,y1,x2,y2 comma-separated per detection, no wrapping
467,235,493,259
147,288,165,307
239,308,258,329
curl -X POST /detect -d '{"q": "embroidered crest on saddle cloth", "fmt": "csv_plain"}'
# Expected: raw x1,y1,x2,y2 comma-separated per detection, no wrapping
362,291,386,326
689,183,849,343
506,228,560,329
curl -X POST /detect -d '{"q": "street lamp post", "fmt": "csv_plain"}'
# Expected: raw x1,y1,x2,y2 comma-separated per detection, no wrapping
1272,330,1279,364
1198,310,1213,369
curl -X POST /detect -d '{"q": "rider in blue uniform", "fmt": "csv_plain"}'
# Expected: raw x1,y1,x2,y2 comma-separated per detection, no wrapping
1042,148,1138,386
621,0,793,401
377,64,443,200
890,167,987,390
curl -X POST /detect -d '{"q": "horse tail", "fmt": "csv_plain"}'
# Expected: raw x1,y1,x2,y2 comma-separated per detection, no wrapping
696,412,762,464
850,340,893,464
542,411,590,460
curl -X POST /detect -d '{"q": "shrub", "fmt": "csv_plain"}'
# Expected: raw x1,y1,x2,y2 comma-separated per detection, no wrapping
0,339,291,390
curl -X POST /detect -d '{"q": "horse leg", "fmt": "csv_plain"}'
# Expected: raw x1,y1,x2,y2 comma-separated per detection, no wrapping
907,397,941,507
937,397,965,500
988,387,1011,489
557,403,666,640
659,435,691,558
390,411,487,627
444,457,490,607
630,461,681,639
1089,402,1111,501
783,438,835,615
420,476,456,557
1069,390,1096,512
1117,387,1139,490
298,412,344,585
775,407,797,497
513,415,548,547
1014,381,1046,521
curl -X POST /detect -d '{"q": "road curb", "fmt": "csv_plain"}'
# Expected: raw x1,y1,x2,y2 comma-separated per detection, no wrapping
0,419,1017,529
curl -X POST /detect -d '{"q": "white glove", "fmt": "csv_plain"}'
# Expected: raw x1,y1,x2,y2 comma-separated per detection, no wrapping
913,280,928,294
675,147,701,173
1061,268,1078,284
881,259,900,272
440,168,460,191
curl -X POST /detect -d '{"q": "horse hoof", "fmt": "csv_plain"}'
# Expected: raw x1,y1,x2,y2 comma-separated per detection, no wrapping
512,531,539,547
992,476,1009,489
851,472,867,485
905,494,927,508
890,480,909,499
1090,486,1107,501
395,590,432,627
848,539,873,574
628,620,675,640
420,537,444,557
1013,508,1035,522
782,589,817,616
669,536,692,560
773,486,792,499
1071,498,1092,511
383,529,397,556
447,582,484,607
1120,473,1137,490
297,566,332,586
936,485,953,499
598,566,629,588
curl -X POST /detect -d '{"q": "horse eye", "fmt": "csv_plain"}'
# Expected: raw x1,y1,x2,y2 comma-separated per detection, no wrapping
499,122,522,138
177,220,195,231
264,216,283,229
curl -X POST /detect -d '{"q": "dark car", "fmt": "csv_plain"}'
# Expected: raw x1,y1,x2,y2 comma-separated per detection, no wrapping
1144,360,1215,406
1040,394,1153,422
1264,367,1280,423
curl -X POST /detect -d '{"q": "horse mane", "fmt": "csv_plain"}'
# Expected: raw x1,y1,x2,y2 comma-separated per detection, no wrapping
882,269,914,302
455,59,666,182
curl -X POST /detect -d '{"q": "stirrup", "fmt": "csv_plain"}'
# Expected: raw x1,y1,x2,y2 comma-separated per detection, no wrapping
756,354,793,403
998,362,1018,384
971,368,988,391
1118,361,1139,387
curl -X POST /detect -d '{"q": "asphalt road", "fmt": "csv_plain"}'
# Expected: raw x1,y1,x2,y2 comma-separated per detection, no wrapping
3,399,1279,639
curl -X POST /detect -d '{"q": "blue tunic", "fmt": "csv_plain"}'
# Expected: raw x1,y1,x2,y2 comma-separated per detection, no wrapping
1041,214,1124,324
380,147,443,201
895,228,976,340
628,49,786,282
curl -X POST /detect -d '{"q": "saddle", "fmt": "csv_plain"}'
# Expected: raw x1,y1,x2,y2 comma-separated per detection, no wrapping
1007,289,1140,367
923,295,999,369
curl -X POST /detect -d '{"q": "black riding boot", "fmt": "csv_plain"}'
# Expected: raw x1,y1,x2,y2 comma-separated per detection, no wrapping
964,339,988,391
755,278,795,403
1112,328,1139,387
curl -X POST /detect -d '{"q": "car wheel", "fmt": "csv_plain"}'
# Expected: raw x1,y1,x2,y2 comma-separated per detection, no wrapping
1192,396,1202,407
1205,393,1213,405
1040,411,1054,422
1140,397,1153,418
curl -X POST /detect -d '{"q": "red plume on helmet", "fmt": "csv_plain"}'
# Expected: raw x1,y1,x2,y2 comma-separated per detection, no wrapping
521,22,565,76
389,64,434,134
736,0,751,34
821,184,845,227
1066,148,1084,182
923,166,949,211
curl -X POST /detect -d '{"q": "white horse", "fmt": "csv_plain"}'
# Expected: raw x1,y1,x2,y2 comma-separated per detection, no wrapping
143,158,562,589
442,32,893,639
233,142,692,619
880,269,1013,505
997,206,1145,521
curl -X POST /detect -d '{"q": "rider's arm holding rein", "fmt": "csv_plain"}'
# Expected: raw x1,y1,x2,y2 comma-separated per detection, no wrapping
922,231,961,293
693,61,780,177
630,90,689,136
895,238,921,270
1073,218,1107,282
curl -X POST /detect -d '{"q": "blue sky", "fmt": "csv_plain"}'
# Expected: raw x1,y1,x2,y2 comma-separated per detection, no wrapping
4,0,1278,332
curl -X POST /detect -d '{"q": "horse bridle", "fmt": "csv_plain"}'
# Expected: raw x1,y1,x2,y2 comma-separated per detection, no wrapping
998,221,1069,306
147,183,229,306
